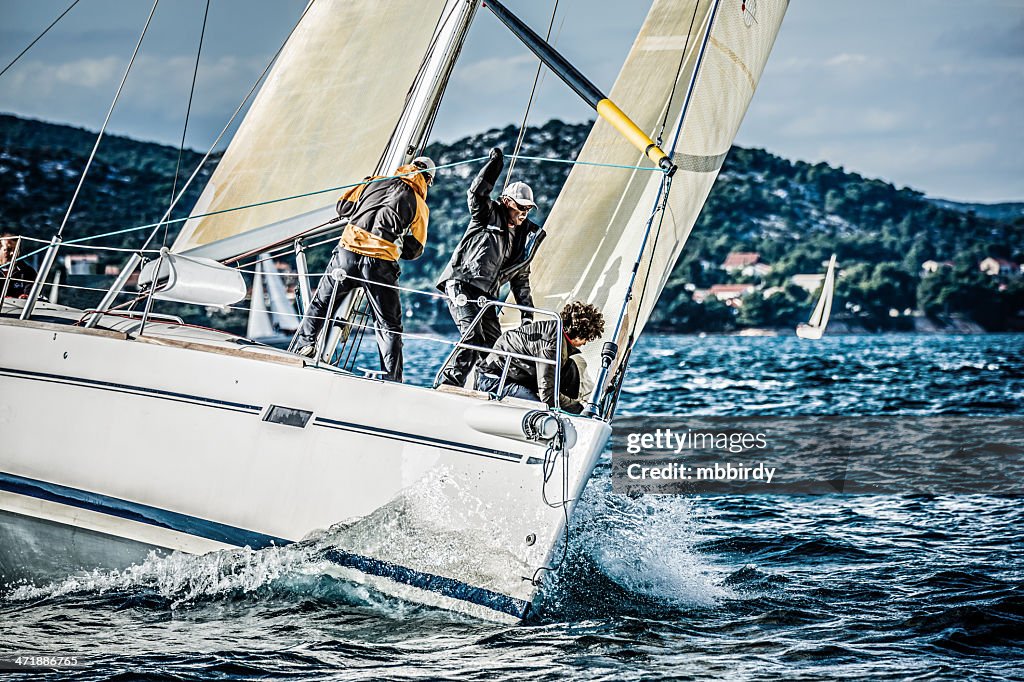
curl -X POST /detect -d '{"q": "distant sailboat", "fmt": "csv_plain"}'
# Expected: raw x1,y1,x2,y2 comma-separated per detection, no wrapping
796,254,837,340
247,254,299,347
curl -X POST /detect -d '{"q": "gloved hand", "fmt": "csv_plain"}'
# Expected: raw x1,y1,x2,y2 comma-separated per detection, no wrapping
489,147,503,161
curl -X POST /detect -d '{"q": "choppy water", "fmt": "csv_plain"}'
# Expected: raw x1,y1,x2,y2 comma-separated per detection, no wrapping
2,334,1022,680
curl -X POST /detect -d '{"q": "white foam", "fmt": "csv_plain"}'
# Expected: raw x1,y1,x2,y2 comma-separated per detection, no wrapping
570,487,730,608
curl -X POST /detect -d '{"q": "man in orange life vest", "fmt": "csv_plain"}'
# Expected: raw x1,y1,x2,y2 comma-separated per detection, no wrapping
293,157,433,382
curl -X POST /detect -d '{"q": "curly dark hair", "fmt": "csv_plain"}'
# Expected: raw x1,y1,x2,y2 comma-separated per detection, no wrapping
560,301,605,342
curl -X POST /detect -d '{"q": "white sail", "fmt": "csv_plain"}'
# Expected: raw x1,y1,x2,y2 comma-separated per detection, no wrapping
797,254,837,340
170,0,451,257
246,260,275,340
263,256,300,332
525,0,788,382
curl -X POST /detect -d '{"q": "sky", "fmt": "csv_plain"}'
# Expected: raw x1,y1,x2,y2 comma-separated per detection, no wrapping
0,0,1021,202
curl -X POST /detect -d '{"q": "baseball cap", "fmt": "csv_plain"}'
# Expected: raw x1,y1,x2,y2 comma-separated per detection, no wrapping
501,181,536,208
411,156,435,185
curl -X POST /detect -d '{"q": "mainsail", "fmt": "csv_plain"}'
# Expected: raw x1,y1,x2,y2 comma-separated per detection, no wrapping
170,0,452,258
527,0,787,383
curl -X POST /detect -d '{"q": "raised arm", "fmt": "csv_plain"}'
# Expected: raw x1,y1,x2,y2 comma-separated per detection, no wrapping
467,147,503,223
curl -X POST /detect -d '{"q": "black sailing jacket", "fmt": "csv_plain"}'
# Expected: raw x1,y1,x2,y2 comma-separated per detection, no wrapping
435,149,546,314
477,319,581,410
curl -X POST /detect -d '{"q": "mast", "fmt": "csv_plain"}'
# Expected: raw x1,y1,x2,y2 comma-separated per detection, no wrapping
383,0,481,171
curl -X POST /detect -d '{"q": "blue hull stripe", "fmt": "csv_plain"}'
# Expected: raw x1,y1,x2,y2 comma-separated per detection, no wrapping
0,472,530,620
314,416,522,462
0,366,261,414
0,471,288,548
318,548,530,619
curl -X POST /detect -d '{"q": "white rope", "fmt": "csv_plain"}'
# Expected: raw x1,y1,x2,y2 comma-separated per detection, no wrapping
56,0,159,240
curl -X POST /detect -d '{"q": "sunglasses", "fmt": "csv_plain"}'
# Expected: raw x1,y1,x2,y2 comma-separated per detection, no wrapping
508,199,533,213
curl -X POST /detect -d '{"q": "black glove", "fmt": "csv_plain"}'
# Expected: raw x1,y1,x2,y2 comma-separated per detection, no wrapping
479,147,504,188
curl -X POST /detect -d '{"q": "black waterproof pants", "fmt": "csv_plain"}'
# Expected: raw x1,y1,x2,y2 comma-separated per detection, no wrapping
475,372,541,402
295,247,404,382
440,280,501,386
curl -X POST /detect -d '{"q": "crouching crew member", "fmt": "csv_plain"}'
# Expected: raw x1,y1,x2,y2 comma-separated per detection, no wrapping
436,147,547,387
293,157,434,382
475,301,605,414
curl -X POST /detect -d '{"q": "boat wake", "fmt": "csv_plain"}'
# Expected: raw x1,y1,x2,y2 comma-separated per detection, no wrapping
533,471,734,621
2,465,738,622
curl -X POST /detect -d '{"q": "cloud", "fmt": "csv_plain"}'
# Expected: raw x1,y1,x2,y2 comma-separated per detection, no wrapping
0,53,267,145
778,105,906,138
825,53,869,67
454,53,538,95
939,18,1024,59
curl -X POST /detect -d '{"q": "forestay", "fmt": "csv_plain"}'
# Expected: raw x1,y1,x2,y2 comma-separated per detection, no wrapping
525,0,787,384
170,0,449,258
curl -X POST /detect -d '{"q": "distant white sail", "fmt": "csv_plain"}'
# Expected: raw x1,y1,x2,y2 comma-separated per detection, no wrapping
246,260,275,340
524,0,788,384
263,256,299,332
170,0,449,256
796,254,837,340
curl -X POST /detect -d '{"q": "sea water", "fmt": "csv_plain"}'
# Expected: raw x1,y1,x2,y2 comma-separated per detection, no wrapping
1,334,1021,680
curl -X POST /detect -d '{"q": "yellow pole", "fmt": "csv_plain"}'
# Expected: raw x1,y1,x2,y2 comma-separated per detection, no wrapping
596,99,674,172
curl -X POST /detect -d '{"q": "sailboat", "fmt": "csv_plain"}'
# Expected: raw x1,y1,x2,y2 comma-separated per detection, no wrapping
796,254,837,340
246,255,300,348
0,0,787,621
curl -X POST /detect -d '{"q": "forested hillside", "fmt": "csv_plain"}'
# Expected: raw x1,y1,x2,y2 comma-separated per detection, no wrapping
2,113,1021,332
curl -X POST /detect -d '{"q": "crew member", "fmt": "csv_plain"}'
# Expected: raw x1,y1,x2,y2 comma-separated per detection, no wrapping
293,158,434,382
0,234,37,298
436,147,546,387
475,301,605,413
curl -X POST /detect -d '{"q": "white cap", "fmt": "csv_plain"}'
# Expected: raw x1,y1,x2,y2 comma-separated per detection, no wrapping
501,181,536,208
411,156,435,184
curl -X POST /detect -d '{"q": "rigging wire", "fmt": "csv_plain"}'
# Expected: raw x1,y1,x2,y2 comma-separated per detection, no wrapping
55,0,159,242
504,0,562,190
137,0,320,256
165,0,211,247
10,150,660,268
655,1,701,146
627,2,716,344
83,0,319,325
527,415,572,586
0,0,82,80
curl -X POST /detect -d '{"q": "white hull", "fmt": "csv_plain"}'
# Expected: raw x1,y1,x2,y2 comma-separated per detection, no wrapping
0,302,610,622
795,324,824,340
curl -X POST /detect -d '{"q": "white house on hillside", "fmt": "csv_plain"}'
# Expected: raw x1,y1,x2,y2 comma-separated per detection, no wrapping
979,257,1020,277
